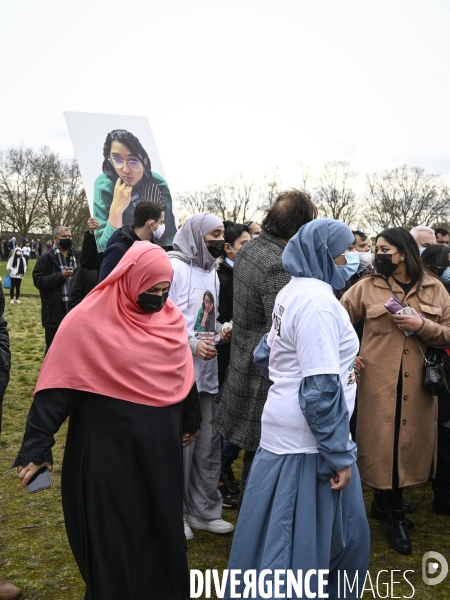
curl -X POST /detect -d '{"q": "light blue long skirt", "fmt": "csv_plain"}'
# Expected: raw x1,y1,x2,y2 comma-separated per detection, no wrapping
225,447,370,599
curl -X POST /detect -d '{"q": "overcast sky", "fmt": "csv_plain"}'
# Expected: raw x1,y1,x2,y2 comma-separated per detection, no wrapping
1,0,449,192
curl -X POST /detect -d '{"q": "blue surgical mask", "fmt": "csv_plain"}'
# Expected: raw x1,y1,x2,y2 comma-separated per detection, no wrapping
441,267,450,284
336,251,360,282
419,247,425,255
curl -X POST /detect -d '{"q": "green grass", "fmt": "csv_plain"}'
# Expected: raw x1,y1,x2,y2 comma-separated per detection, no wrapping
0,298,450,598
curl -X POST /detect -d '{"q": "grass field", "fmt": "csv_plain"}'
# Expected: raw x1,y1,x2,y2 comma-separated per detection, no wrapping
0,265,449,598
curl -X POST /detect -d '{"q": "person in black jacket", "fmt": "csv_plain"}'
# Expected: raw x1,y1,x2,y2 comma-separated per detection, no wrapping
217,223,250,503
98,202,164,282
0,283,23,600
421,244,450,515
32,226,81,352
69,219,101,310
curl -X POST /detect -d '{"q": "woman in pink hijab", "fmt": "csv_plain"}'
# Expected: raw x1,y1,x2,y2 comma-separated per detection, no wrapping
14,242,200,600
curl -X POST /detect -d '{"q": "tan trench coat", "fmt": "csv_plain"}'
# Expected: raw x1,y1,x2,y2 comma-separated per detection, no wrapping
341,273,450,489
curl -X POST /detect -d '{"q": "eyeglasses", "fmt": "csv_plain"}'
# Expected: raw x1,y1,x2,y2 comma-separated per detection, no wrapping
109,156,143,172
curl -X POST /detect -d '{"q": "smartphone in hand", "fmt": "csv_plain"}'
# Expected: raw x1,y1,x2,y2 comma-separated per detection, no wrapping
27,467,52,494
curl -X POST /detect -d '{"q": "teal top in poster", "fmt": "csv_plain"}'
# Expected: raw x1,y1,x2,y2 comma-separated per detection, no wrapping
93,171,176,251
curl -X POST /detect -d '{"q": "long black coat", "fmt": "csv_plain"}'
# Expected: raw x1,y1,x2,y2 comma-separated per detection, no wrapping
212,231,290,451
33,249,81,330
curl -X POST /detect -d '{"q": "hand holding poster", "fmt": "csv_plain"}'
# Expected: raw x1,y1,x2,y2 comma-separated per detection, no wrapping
64,112,177,250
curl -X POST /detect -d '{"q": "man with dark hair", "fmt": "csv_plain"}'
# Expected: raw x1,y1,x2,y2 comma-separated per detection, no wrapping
213,190,317,502
98,202,165,282
216,224,251,507
33,226,81,352
434,227,450,247
0,282,23,600
244,221,261,238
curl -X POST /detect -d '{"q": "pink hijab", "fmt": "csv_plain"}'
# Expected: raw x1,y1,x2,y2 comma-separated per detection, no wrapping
35,242,195,407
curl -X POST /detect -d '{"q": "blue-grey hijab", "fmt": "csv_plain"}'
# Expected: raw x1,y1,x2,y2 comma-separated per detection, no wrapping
282,218,354,289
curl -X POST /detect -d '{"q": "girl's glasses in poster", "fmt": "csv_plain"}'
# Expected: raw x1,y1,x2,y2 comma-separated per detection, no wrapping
109,156,144,172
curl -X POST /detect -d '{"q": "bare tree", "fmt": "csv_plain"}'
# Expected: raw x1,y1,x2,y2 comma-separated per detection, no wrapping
365,165,450,230
178,173,268,223
260,167,282,209
175,188,214,220
40,151,90,247
0,146,49,238
314,161,358,225
298,162,314,196
209,174,263,223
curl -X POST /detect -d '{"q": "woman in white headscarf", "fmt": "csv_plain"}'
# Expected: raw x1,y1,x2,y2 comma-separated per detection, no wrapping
168,213,235,539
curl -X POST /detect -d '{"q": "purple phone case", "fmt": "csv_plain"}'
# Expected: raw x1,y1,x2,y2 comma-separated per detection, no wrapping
384,296,404,313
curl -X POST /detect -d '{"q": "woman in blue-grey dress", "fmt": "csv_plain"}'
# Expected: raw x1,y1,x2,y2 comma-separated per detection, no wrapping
225,219,370,599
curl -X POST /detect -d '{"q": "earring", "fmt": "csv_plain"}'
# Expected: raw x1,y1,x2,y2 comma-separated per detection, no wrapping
400,257,404,261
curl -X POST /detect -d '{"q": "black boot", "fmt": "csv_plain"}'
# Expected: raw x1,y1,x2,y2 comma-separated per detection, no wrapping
388,509,412,555
402,496,416,513
370,490,414,529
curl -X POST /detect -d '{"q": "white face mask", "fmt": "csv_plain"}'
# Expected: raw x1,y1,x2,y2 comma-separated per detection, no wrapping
152,223,165,241
358,250,373,268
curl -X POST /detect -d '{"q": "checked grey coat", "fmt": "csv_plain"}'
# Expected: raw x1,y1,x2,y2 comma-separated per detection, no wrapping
212,231,290,451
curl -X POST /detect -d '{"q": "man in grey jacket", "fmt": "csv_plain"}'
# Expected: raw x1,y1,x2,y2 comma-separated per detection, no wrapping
213,190,317,501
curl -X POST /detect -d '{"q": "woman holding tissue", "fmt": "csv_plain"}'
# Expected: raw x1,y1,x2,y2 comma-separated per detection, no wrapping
169,213,235,539
225,219,370,600
342,227,450,555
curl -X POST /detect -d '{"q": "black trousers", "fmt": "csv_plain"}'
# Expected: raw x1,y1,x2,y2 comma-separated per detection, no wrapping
377,370,404,510
432,423,450,501
45,328,58,354
10,278,22,300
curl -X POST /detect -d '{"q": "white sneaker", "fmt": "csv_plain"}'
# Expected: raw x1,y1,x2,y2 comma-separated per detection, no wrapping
188,516,234,534
15,299,21,304
10,299,14,304
184,516,194,540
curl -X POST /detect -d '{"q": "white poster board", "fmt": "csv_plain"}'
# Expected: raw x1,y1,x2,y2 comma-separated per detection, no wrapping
64,111,177,249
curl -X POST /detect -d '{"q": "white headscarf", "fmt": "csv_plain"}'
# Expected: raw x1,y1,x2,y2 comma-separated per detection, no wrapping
173,213,223,271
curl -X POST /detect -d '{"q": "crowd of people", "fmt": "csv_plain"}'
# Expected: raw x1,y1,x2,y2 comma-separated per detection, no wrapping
1,189,450,599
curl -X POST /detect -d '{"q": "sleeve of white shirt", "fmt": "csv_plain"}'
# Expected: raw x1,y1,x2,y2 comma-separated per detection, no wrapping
292,308,341,377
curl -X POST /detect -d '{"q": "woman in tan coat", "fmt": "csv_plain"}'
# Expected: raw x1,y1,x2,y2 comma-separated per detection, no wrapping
342,227,450,555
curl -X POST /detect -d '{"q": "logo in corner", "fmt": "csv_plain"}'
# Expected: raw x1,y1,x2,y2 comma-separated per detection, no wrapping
422,551,448,586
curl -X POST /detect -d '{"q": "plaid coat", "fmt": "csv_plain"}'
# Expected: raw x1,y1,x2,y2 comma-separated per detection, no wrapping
212,231,290,451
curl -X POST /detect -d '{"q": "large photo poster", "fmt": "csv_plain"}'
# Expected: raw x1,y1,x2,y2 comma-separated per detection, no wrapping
64,111,177,250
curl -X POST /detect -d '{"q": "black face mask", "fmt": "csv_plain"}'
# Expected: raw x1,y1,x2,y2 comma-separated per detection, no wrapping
375,253,400,277
58,238,73,250
137,291,169,313
206,240,225,259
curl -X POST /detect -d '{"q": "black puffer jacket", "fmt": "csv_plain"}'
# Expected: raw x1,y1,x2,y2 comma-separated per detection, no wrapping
98,226,143,283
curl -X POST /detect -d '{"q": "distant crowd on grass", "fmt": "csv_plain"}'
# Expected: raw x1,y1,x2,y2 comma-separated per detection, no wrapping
1,185,450,599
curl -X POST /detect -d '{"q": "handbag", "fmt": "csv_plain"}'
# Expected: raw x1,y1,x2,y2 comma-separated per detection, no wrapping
3,274,11,289
383,276,449,395
415,339,449,396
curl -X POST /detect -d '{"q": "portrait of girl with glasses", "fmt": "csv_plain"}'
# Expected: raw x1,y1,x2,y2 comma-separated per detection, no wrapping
194,290,216,333
93,129,175,251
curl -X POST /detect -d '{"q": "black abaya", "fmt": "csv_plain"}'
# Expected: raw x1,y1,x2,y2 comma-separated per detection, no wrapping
14,387,201,600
